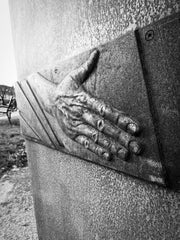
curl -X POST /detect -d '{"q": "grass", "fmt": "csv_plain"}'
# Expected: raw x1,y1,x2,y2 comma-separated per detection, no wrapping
0,114,27,177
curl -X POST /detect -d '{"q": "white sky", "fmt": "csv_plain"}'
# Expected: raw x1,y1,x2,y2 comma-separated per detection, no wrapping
0,0,17,87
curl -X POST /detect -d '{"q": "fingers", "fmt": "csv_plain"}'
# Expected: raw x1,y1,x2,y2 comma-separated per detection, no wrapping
74,123,130,160
75,135,111,161
81,110,141,154
97,134,128,160
116,114,140,134
84,94,140,134
55,95,141,156
69,49,99,86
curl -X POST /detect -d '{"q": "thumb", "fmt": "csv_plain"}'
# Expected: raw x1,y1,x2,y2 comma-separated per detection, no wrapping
69,49,99,86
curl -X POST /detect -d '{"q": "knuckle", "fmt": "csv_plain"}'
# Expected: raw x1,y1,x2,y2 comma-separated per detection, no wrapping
77,94,87,104
82,138,89,149
99,105,106,116
129,140,142,154
110,143,119,153
97,119,104,131
117,148,128,160
118,131,132,146
95,146,110,161
102,138,111,148
75,135,89,148
91,130,98,143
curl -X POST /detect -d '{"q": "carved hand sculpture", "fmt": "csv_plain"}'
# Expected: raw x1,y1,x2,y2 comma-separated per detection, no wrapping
45,50,142,161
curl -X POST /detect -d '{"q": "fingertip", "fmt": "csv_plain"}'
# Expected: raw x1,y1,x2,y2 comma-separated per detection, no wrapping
117,116,140,134
102,151,111,161
90,49,100,62
117,148,129,160
127,123,140,134
91,48,99,55
129,140,142,155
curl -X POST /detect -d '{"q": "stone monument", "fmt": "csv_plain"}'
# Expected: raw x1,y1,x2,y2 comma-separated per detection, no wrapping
9,0,180,239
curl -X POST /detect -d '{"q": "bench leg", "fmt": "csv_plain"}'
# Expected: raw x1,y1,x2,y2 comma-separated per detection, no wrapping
7,111,12,125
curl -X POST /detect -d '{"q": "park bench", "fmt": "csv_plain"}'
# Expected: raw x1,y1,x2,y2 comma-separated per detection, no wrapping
0,97,17,124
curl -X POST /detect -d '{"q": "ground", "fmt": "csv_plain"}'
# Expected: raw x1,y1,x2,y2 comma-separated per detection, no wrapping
0,112,38,240
0,112,27,176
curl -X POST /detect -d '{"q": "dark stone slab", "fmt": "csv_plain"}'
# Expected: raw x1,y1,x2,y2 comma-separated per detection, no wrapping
136,13,180,189
94,31,163,185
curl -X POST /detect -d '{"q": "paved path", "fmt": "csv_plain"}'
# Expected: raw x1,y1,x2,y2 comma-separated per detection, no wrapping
0,167,38,240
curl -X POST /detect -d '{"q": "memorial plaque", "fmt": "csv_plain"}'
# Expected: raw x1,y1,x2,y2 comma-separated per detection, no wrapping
16,13,180,190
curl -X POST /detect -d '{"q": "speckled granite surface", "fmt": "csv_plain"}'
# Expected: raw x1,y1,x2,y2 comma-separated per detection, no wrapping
9,0,180,80
9,0,180,239
27,141,180,240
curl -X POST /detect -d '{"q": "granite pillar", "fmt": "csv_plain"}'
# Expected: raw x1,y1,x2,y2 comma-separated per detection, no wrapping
9,1,180,239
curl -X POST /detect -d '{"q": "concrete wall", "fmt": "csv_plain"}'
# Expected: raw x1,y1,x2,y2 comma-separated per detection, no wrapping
9,1,180,239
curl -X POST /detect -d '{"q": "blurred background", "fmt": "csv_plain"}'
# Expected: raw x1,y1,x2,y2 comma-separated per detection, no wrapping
0,0,27,174
0,0,17,87
0,3,36,239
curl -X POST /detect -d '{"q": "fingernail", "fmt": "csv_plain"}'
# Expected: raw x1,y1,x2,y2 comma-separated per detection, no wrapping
103,152,111,161
127,123,139,133
92,49,99,58
117,149,128,160
129,141,141,154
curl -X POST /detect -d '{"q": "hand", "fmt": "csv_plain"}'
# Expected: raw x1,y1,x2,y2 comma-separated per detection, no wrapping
47,50,142,161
